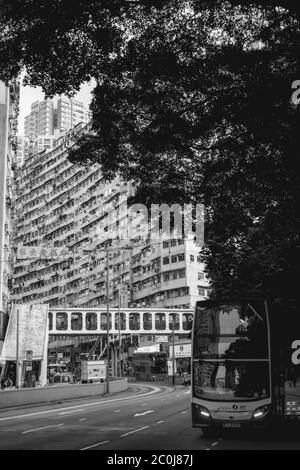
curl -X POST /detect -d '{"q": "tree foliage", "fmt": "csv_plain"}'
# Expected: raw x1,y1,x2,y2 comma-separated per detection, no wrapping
0,0,299,301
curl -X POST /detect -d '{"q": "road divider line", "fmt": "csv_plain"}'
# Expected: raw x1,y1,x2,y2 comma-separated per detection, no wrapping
157,420,164,424
113,410,121,413
79,418,87,422
211,442,218,447
0,386,161,422
81,441,109,450
180,411,187,414
134,410,154,417
22,423,64,434
121,426,150,437
59,409,84,415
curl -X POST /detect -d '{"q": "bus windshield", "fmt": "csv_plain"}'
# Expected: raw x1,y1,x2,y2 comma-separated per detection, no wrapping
193,301,270,401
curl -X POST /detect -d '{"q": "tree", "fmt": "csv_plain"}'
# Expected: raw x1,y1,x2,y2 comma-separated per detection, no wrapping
0,0,299,300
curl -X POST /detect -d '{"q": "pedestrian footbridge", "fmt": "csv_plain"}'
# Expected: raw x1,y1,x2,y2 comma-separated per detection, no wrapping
49,308,193,335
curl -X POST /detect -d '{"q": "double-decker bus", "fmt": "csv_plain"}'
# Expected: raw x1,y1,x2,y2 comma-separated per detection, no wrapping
132,352,167,381
191,298,300,431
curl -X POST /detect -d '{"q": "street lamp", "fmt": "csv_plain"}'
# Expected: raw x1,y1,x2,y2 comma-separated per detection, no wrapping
172,312,175,386
106,250,110,393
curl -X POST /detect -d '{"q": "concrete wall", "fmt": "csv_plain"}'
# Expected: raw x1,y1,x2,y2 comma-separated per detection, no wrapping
0,378,128,409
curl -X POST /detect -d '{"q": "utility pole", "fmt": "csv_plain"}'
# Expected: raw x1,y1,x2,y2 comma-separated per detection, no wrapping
16,307,20,389
118,289,121,377
106,250,110,394
172,312,175,386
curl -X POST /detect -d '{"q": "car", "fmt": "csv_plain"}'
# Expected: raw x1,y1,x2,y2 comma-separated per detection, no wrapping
52,372,77,385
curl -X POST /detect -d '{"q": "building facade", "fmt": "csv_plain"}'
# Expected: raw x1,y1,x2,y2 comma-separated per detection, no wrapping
22,97,91,162
0,80,20,347
12,123,209,310
24,97,90,140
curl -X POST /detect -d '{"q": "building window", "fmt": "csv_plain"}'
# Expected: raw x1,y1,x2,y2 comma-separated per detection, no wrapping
143,313,152,331
86,312,97,330
155,313,166,330
171,255,177,263
163,257,169,265
179,269,185,278
178,253,185,262
164,273,170,281
171,239,176,247
71,312,82,330
190,255,194,262
129,312,140,330
163,241,169,248
198,287,205,296
115,312,126,330
198,272,204,280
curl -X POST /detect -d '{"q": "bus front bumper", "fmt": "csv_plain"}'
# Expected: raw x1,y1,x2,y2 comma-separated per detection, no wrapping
191,403,271,429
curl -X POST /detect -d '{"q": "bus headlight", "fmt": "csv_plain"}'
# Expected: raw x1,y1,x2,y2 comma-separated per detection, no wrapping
252,405,270,419
199,405,211,419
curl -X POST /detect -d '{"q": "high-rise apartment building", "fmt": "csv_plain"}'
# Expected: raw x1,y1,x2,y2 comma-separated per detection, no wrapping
0,80,19,347
16,136,29,167
22,97,91,162
24,97,90,140
24,99,54,139
56,97,91,134
12,123,209,310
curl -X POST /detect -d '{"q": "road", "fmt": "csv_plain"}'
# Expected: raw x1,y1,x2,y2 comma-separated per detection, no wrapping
1,383,300,450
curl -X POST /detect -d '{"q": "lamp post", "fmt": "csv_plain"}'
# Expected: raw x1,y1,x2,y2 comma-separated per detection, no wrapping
118,289,121,377
16,306,20,389
172,312,175,386
106,251,110,394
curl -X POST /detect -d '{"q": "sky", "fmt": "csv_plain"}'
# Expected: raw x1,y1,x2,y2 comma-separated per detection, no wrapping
18,78,96,134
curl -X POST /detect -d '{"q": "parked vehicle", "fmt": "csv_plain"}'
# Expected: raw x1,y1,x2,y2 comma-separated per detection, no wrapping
52,372,76,384
81,360,106,383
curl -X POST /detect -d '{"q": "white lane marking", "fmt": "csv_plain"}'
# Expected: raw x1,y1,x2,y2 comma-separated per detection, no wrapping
121,426,150,437
157,420,164,424
211,442,218,447
180,411,187,414
0,386,161,422
134,410,154,417
59,409,84,415
22,423,64,434
184,390,191,395
81,440,109,450
79,418,87,422
113,410,121,413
